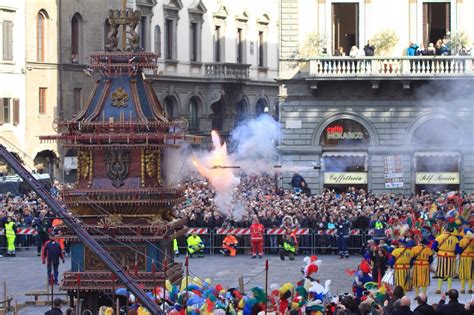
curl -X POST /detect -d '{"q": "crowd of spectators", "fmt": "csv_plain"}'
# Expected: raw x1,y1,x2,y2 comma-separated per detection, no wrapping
407,33,473,57
0,185,63,257
176,174,472,232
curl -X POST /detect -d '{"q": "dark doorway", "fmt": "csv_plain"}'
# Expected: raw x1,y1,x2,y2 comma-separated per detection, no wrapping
332,3,358,56
211,100,224,131
423,2,450,47
234,99,247,127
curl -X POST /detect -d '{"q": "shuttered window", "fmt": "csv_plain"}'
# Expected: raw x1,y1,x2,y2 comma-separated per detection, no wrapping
445,3,451,34
2,98,10,124
13,98,19,125
3,20,13,61
39,88,47,114
422,3,428,48
0,98,4,125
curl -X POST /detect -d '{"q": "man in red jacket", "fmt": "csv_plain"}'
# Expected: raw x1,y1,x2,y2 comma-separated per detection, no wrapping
250,217,264,258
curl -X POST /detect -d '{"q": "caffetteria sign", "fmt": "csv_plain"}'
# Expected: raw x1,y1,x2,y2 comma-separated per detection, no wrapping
415,172,460,184
324,172,368,184
326,125,364,140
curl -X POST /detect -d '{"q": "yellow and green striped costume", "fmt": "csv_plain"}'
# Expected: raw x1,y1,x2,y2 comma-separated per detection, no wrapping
391,246,414,291
435,232,459,279
411,245,433,288
458,236,474,281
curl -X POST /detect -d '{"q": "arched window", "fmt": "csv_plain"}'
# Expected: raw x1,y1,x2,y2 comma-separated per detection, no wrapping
71,13,83,63
164,96,176,119
154,25,161,57
104,19,111,50
189,98,199,131
412,118,461,148
255,98,267,116
37,10,48,62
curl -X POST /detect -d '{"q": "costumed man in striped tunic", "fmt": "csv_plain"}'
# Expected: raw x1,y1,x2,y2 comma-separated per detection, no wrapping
457,229,473,294
432,225,460,294
389,240,414,292
411,238,433,296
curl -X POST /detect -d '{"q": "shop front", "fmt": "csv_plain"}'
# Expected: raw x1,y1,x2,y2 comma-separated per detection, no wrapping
414,152,460,193
320,119,370,192
411,118,462,194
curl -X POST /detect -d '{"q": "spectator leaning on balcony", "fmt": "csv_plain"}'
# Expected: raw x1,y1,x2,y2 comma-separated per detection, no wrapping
334,46,345,56
364,41,375,56
426,43,436,56
349,46,360,58
407,42,419,56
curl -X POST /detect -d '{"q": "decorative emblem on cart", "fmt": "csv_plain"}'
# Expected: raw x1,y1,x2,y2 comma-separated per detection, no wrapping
104,148,131,187
98,214,123,227
111,87,129,107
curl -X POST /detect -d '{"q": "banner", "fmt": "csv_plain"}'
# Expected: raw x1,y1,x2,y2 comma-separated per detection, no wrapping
384,155,404,188
64,157,78,171
415,172,460,184
324,172,367,184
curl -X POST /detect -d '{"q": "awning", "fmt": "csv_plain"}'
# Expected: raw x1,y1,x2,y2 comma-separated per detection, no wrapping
414,152,461,157
322,151,367,157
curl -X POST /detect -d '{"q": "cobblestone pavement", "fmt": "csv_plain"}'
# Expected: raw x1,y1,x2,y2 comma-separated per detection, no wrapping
2,251,472,314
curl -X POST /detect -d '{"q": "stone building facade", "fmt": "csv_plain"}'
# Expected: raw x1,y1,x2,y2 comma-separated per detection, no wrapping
279,0,474,194
147,0,279,141
0,0,26,169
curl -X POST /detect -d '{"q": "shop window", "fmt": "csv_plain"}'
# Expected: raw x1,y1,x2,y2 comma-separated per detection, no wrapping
320,119,370,146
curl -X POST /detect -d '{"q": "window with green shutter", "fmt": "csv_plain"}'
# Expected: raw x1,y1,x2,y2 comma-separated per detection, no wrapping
13,98,19,126
3,20,13,61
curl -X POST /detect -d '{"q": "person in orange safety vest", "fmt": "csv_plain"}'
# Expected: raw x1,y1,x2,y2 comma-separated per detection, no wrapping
221,233,238,256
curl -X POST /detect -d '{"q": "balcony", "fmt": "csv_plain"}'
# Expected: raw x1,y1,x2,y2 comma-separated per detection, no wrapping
306,56,474,82
204,62,251,82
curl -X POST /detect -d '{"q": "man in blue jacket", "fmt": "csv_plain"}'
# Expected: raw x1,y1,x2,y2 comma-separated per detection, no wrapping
42,233,65,285
336,216,350,259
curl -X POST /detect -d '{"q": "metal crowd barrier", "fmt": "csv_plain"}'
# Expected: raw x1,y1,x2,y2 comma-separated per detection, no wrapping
175,228,367,256
0,228,38,253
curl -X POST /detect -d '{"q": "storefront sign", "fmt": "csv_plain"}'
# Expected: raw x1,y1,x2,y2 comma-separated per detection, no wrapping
384,155,404,188
324,172,367,184
415,172,460,184
326,125,364,140
321,119,369,146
